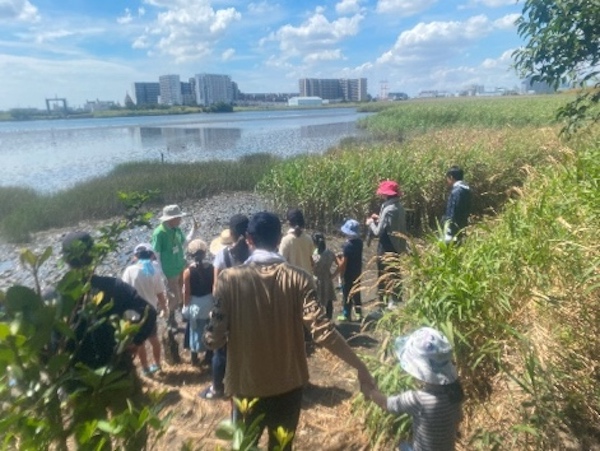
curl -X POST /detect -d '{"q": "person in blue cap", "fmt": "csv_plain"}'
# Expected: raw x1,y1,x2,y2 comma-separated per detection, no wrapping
336,218,363,322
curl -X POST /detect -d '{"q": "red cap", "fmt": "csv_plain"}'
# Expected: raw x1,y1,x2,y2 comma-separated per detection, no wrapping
376,180,401,196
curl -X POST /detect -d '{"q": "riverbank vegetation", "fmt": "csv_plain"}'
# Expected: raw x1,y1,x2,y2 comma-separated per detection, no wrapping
0,153,278,242
256,96,599,448
0,93,598,448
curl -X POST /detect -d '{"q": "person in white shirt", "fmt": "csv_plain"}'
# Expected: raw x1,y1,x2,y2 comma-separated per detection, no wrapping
122,243,166,375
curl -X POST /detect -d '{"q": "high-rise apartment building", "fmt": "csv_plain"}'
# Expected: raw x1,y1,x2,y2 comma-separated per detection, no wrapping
159,74,183,106
299,78,367,102
194,73,234,106
181,81,195,105
131,82,160,106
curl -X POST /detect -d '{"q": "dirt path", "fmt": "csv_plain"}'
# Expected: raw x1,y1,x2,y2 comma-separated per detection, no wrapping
146,296,382,451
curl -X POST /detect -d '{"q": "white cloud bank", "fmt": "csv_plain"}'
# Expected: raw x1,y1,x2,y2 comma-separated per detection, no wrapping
0,0,40,23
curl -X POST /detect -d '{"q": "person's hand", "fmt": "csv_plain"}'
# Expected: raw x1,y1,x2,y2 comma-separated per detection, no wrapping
371,213,379,220
358,367,376,393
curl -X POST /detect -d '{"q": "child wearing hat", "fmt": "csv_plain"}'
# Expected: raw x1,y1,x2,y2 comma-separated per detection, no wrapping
361,327,464,451
336,219,363,322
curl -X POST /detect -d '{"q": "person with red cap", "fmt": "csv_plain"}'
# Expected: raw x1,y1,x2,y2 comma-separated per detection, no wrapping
366,180,407,309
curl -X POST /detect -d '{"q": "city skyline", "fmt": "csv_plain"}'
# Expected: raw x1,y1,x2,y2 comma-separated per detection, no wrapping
0,0,525,110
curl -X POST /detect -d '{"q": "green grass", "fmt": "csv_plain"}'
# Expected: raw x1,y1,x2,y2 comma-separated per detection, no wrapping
0,153,278,242
258,126,565,234
358,95,572,140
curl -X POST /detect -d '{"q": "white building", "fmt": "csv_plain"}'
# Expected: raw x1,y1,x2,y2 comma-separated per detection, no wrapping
288,96,323,107
159,74,183,106
194,73,234,106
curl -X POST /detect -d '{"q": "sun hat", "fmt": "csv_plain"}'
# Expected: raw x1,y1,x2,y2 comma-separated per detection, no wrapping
394,327,458,385
376,180,401,197
209,229,234,255
134,242,153,255
341,219,360,238
187,239,208,256
159,204,188,222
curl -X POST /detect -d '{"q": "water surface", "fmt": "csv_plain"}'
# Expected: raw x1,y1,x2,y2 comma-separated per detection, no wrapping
0,108,368,193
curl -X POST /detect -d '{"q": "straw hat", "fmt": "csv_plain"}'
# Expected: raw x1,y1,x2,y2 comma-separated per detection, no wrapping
209,229,234,255
159,204,188,222
394,327,458,385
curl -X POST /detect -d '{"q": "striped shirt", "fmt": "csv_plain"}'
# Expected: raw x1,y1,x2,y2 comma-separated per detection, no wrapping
387,386,462,451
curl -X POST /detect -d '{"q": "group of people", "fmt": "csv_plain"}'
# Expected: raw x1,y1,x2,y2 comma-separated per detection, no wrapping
58,167,471,451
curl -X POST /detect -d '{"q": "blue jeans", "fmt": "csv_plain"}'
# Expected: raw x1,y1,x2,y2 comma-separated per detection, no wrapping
212,345,227,393
342,277,362,319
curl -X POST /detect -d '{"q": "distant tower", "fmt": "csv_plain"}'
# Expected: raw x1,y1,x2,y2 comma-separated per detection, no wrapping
124,92,134,108
379,80,389,101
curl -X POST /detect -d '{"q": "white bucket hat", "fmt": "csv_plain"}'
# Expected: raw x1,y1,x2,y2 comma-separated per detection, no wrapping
159,204,188,222
209,229,234,255
394,327,458,385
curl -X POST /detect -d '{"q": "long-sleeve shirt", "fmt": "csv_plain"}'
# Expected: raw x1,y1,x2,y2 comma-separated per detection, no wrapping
443,181,471,239
369,197,407,254
203,251,353,397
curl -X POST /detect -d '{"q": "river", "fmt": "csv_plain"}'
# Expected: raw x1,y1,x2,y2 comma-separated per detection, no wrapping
0,108,369,193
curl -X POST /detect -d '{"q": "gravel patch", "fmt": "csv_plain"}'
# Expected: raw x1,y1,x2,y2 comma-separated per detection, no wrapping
0,191,272,292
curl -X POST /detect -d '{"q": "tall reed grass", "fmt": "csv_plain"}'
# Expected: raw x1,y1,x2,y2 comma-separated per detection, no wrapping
358,96,570,140
0,153,277,242
257,127,565,234
358,134,600,449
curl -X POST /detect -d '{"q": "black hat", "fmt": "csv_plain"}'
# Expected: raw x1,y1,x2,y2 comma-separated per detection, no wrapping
229,214,250,239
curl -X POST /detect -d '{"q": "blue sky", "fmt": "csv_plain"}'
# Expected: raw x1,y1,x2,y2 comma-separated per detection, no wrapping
0,0,525,110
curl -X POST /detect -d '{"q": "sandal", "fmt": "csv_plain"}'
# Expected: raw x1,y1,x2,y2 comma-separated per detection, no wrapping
199,385,224,400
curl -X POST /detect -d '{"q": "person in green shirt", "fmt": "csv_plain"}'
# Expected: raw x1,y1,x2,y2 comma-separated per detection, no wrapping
152,204,198,328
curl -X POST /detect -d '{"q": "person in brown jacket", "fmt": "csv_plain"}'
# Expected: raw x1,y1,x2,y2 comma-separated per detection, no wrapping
203,212,374,450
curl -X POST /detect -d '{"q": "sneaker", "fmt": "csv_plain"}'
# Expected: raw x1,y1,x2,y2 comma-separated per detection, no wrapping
355,313,363,321
199,385,225,400
142,367,152,377
148,364,161,374
387,301,398,311
336,314,350,322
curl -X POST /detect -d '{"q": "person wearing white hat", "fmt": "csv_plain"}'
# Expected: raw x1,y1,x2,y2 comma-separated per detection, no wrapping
121,243,166,375
152,204,198,328
361,327,464,451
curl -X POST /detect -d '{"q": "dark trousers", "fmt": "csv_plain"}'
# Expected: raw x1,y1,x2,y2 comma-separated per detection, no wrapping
342,277,362,319
232,387,303,451
212,346,227,393
377,252,403,303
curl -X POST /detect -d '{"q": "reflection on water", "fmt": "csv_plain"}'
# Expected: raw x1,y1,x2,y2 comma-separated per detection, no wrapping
134,127,242,152
0,108,369,192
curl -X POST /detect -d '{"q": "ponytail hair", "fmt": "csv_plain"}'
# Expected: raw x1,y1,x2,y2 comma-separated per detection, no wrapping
312,232,326,254
287,208,305,237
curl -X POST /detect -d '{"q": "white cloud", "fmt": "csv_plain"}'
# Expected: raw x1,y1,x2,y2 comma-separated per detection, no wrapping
493,13,520,29
263,10,364,61
117,8,133,25
469,0,518,7
134,0,241,62
481,48,514,68
376,0,437,16
222,47,235,61
336,0,362,15
0,0,40,23
376,15,492,65
304,49,344,63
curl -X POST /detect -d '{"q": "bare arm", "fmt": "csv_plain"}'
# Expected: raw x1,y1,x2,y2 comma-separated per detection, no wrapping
182,268,191,305
361,384,388,410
